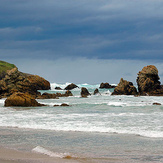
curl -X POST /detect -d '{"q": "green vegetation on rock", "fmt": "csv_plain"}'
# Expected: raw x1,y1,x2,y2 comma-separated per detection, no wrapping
0,60,16,74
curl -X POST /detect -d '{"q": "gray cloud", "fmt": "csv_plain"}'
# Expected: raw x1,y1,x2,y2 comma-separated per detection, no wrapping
1,0,163,83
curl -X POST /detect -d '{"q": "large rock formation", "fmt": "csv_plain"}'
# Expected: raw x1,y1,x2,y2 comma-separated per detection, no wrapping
137,65,163,95
112,78,138,95
99,82,115,89
0,62,50,98
64,83,78,90
81,87,91,97
4,92,45,107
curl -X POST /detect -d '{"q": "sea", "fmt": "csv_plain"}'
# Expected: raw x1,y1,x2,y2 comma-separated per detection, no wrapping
0,83,163,162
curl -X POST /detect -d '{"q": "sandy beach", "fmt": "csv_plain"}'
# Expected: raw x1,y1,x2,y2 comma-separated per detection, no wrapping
0,146,125,163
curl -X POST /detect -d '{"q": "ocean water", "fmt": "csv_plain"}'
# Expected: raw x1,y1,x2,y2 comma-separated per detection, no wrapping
0,83,163,162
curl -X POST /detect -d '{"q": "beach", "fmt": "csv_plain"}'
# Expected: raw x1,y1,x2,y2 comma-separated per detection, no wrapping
0,83,163,162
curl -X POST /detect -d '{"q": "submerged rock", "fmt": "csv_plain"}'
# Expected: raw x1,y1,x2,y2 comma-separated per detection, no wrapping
4,92,45,107
112,78,138,95
99,82,115,89
153,102,161,105
37,90,73,99
64,83,78,90
137,65,163,96
55,87,62,90
53,103,70,107
81,87,91,98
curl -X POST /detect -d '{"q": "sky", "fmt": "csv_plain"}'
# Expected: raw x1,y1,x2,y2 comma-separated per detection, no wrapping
0,0,163,84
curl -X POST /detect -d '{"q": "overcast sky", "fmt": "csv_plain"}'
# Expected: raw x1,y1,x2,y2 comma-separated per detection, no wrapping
0,0,163,84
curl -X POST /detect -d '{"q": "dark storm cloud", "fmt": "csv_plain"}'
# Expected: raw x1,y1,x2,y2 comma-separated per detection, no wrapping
0,0,163,60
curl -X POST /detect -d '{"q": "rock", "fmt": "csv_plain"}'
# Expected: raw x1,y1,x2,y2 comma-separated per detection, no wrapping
93,88,101,95
61,103,70,106
0,62,50,98
37,90,73,99
4,92,45,107
137,65,163,95
112,78,138,95
153,102,161,105
54,103,70,107
55,87,62,90
64,90,73,97
99,82,115,89
64,83,78,90
37,93,57,99
81,87,91,98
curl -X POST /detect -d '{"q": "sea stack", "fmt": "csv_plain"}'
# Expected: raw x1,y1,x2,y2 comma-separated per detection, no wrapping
137,65,163,95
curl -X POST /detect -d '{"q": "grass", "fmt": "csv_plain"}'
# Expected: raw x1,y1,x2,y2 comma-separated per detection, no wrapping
0,60,16,74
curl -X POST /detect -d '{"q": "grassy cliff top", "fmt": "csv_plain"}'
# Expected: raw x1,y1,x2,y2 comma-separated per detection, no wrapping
0,60,16,74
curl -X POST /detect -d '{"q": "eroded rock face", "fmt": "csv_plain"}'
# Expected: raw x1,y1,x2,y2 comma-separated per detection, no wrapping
137,65,162,95
112,78,138,95
0,67,50,97
81,87,91,98
4,92,45,107
64,83,78,90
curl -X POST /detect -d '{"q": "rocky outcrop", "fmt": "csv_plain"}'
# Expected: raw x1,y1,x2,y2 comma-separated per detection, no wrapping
93,88,101,95
99,82,115,89
112,78,138,95
64,83,78,90
81,87,91,98
37,90,73,99
136,65,163,95
4,92,45,107
0,65,50,98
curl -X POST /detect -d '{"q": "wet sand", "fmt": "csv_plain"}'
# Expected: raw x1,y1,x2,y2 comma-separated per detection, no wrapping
0,146,78,163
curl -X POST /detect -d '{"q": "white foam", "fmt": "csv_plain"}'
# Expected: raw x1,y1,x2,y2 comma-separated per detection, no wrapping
32,146,70,158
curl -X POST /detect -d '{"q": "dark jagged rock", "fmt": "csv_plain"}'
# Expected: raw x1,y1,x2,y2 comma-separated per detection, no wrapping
37,90,73,99
55,87,62,90
112,78,138,95
153,102,161,105
81,87,91,98
137,65,163,96
0,62,50,98
64,83,78,90
99,82,115,89
4,92,45,107
93,88,101,95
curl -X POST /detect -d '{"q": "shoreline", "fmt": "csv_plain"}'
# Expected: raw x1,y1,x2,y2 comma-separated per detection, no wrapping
0,127,163,163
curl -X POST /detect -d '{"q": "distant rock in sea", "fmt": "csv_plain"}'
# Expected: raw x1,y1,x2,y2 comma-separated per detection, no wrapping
37,90,73,99
64,83,79,90
81,87,91,98
99,82,115,89
4,92,45,107
54,103,70,107
93,88,101,95
0,61,50,98
112,78,138,95
137,65,163,96
55,87,62,90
